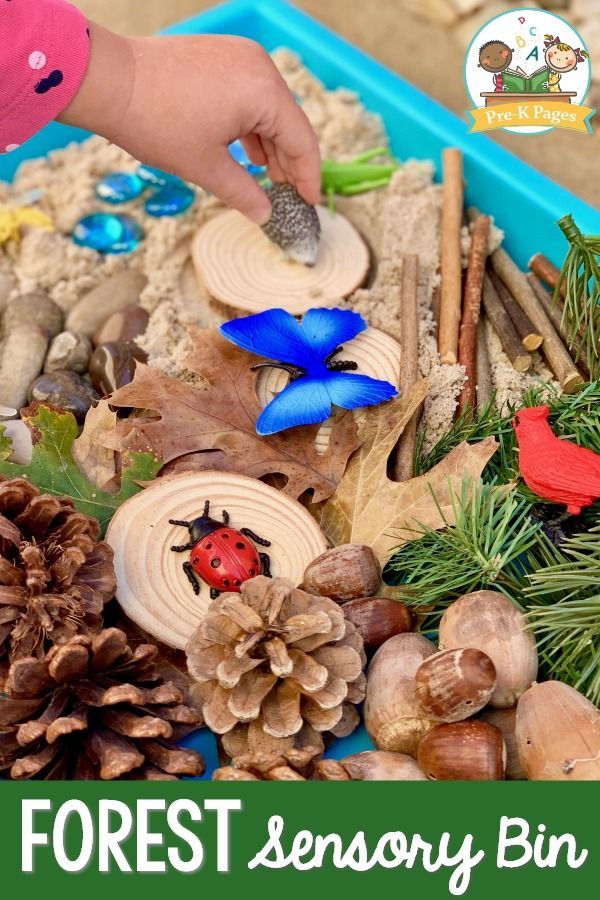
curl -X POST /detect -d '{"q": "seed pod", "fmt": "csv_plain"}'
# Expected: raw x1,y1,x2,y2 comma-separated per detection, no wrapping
439,590,538,707
341,750,427,781
303,544,381,602
516,681,600,781
364,632,437,756
415,648,496,722
417,720,506,781
342,597,413,652
480,706,525,780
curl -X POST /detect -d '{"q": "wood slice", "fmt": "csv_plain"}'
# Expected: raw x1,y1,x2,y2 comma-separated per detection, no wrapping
191,207,370,315
106,470,329,649
256,326,401,455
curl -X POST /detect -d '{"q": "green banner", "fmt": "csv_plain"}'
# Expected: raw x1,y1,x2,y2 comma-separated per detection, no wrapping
2,782,598,899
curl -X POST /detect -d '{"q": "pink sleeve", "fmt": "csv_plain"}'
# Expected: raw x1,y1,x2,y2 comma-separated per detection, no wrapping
0,0,90,154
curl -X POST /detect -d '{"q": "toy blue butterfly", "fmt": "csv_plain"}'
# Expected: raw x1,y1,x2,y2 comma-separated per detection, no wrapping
220,307,397,436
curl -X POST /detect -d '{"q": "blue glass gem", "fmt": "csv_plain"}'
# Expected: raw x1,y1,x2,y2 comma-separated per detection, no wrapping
137,164,182,187
73,213,143,254
96,171,145,204
228,139,266,177
144,183,196,217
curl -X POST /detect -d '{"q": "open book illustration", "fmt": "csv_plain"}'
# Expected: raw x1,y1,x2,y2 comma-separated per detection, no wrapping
502,66,549,93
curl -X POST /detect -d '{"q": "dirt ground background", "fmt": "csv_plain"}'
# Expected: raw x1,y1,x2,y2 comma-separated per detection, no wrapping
77,0,599,208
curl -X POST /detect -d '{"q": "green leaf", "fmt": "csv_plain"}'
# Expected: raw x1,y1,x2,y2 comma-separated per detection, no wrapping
0,404,161,535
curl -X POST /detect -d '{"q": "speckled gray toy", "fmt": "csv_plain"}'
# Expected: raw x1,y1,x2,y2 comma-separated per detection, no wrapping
262,183,321,266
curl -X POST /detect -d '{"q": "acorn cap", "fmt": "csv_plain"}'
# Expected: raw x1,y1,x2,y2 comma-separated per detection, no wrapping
262,184,321,265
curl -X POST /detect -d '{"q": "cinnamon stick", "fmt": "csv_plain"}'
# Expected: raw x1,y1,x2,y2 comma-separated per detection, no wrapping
394,255,421,481
476,318,493,414
457,215,491,414
491,248,583,393
488,268,542,351
482,274,532,373
438,148,464,365
529,252,566,299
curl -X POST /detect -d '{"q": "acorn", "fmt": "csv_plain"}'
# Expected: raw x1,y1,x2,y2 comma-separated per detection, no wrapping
342,597,413,652
417,720,506,781
415,648,496,722
516,680,600,781
439,590,538,707
341,750,427,781
480,706,525,780
303,544,381,603
262,183,321,265
364,633,437,756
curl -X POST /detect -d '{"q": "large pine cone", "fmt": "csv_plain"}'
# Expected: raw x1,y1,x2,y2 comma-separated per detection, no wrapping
0,477,116,661
0,627,205,780
213,746,350,781
186,576,366,758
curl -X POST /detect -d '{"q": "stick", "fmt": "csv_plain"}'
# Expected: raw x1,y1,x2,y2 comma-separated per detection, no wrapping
394,255,421,481
457,215,491,414
491,248,584,393
431,268,441,343
438,148,464,365
488,268,543,351
529,252,566,299
527,272,590,380
482,274,532,373
476,318,493,415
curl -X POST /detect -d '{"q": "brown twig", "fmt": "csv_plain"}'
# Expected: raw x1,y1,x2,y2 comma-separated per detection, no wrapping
491,248,583,393
476,318,493,414
488,268,542,351
527,272,590,380
457,215,491,415
438,148,464,365
529,252,566,299
482,273,532,372
394,255,421,481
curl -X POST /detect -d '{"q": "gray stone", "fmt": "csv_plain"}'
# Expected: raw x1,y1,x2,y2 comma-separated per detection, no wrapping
44,331,92,374
66,271,147,337
28,370,99,423
0,324,48,411
2,290,64,339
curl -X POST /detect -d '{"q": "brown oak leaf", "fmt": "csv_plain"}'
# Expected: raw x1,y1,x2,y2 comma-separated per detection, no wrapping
103,328,361,503
316,379,498,564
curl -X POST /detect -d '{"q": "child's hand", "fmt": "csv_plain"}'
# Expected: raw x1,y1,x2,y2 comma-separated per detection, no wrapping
60,24,321,224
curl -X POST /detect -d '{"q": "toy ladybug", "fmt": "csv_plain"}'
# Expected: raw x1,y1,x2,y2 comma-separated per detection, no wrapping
169,500,271,599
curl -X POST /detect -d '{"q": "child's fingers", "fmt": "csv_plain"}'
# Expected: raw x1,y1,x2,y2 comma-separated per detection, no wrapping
260,136,286,184
201,149,272,224
241,134,267,166
269,97,321,205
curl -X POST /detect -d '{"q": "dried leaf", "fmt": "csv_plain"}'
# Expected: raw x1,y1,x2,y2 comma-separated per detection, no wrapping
72,401,118,492
317,381,498,564
106,329,360,503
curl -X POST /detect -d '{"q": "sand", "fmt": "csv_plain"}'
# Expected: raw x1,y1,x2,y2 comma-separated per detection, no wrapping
0,48,555,452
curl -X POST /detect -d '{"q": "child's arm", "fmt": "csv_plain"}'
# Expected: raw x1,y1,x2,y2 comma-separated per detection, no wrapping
1,1,321,224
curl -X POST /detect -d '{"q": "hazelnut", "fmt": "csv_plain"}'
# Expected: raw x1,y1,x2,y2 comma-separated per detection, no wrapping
303,544,381,602
417,720,506,781
415,648,496,722
342,597,413,652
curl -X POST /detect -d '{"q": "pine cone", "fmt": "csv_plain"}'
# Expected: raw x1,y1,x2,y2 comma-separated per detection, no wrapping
0,628,205,780
186,576,366,758
0,477,116,662
213,746,351,781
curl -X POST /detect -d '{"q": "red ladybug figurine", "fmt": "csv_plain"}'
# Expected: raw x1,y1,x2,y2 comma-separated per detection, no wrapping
169,500,271,599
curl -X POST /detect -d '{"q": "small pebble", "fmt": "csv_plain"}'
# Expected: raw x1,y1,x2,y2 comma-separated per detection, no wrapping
144,183,195,217
0,324,48,410
92,304,149,346
89,341,147,395
66,271,147,337
72,213,143,254
28,371,99,423
96,171,145,204
2,290,63,339
44,331,92,374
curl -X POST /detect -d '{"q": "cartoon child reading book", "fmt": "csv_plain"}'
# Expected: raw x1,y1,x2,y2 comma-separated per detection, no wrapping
544,35,588,93
478,40,513,91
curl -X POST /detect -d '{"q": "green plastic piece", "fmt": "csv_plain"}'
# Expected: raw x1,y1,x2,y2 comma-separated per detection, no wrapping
321,147,400,211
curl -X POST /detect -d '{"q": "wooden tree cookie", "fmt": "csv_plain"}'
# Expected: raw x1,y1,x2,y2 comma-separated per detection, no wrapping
106,470,329,649
192,207,370,315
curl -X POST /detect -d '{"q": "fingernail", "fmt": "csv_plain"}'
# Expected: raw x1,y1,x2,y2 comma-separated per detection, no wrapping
248,202,272,226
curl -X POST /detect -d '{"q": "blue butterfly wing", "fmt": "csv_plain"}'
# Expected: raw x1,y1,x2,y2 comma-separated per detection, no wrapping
257,379,332,435
300,308,367,359
220,309,311,366
325,372,397,410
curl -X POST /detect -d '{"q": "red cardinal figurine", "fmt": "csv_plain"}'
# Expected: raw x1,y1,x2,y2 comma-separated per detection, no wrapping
513,405,600,515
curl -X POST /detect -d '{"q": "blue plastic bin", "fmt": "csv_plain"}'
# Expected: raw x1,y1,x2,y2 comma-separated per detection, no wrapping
1,0,598,772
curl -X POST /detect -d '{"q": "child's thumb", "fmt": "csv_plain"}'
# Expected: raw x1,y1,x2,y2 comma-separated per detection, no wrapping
200,150,272,224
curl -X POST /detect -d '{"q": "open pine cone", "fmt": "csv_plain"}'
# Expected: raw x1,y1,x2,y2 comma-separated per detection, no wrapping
0,627,205,780
213,746,351,781
0,477,116,662
186,576,366,758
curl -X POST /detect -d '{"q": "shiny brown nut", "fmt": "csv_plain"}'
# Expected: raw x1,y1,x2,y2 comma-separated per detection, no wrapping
303,544,381,602
417,720,506,781
342,597,413,652
415,648,496,722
